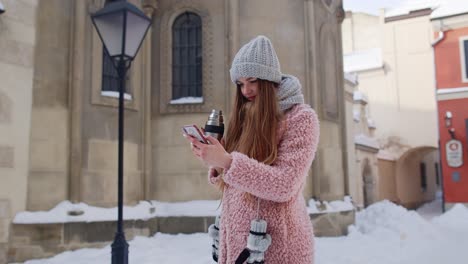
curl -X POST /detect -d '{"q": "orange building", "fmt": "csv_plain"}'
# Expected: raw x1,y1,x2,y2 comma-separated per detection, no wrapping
432,8,468,210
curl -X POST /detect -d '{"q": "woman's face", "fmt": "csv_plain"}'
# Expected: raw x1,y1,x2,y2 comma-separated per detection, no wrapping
236,77,259,101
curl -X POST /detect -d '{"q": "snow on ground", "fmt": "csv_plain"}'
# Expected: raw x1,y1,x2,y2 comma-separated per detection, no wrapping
14,199,468,264
416,191,443,221
15,233,213,264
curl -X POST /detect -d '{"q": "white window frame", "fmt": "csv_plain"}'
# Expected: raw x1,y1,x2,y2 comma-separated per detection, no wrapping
459,36,468,83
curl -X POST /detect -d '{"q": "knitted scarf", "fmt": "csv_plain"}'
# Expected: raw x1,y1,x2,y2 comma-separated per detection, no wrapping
277,74,305,112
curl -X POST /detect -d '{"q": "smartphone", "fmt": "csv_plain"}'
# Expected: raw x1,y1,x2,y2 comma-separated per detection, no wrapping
182,124,208,144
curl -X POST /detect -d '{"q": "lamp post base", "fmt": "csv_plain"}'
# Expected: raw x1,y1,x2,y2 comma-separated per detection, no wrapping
111,232,129,264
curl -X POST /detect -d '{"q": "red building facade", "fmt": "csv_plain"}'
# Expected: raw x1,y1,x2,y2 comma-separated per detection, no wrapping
433,18,468,209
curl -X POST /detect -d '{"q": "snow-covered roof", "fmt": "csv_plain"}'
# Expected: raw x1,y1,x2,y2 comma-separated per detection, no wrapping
343,48,383,73
382,0,468,20
354,134,380,150
345,0,468,21
385,0,439,18
343,0,404,16
431,0,468,19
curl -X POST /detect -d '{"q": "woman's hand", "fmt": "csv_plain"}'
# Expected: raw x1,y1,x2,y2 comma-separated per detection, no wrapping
183,134,232,169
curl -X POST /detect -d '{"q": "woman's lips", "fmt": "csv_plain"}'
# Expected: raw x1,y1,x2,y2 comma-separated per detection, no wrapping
247,96,256,101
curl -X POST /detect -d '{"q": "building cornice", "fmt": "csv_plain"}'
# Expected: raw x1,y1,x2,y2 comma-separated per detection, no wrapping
437,87,468,101
432,13,468,31
385,8,432,23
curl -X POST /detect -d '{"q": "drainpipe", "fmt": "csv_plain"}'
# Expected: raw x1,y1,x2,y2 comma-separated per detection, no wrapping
431,19,446,212
431,20,446,47
432,30,445,46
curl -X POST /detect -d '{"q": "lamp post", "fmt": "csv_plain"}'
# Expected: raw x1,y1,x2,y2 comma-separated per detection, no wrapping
91,1,151,263
0,1,5,14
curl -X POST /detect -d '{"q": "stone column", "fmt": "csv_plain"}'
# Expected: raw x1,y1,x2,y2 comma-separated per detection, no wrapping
225,0,239,114
141,0,158,199
305,0,347,201
335,1,350,197
69,0,86,202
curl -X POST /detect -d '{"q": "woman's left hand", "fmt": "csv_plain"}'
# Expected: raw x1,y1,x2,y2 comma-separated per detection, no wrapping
184,134,232,169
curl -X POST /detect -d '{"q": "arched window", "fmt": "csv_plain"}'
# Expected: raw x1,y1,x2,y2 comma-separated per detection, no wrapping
172,12,202,100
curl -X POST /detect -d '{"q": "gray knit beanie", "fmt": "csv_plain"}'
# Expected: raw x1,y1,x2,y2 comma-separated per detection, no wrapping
230,35,282,84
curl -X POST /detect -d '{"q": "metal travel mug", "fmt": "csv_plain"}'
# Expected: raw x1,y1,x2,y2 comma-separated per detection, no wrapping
204,109,224,141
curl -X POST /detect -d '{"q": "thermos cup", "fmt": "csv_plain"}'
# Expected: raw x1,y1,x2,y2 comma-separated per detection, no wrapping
204,109,224,141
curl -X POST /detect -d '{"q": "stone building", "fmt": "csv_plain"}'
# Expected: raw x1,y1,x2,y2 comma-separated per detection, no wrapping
344,75,380,209
0,0,353,262
341,4,441,209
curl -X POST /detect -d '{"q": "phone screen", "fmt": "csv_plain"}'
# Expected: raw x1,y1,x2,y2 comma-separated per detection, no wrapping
183,125,208,144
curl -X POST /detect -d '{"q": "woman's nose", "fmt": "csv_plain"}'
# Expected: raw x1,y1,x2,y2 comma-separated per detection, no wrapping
241,85,250,95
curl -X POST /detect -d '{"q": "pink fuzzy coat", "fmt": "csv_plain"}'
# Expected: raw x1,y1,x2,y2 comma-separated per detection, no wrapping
208,104,320,264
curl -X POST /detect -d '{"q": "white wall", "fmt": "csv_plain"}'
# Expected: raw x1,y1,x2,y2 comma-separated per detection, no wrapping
0,0,37,217
342,13,438,156
342,12,382,54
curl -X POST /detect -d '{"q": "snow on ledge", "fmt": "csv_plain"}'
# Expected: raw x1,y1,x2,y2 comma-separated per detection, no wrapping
13,200,222,224
101,91,132,100
437,87,468,94
377,149,397,161
353,109,361,122
367,118,376,129
170,97,203,105
308,196,355,214
344,72,358,85
14,197,356,224
353,91,368,103
354,134,380,150
344,48,383,73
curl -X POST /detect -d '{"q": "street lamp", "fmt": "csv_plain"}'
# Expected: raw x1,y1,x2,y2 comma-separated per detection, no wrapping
91,1,151,263
0,1,5,14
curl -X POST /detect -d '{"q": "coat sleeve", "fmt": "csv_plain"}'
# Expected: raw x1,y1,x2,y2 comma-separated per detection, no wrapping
207,167,220,185
223,108,320,202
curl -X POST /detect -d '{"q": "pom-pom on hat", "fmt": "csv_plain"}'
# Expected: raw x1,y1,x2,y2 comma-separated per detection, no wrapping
230,35,282,84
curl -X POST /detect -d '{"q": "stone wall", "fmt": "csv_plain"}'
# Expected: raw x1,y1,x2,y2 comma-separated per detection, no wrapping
0,200,10,264
0,0,39,261
150,0,349,204
26,0,72,211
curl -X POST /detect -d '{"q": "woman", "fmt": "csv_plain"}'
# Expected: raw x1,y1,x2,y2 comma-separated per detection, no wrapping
184,35,320,264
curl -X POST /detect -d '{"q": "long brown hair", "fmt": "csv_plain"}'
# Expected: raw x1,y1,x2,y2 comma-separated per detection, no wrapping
218,79,283,192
